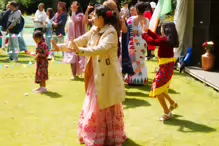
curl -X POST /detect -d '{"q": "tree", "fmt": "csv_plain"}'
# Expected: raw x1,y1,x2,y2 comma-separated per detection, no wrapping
0,0,6,10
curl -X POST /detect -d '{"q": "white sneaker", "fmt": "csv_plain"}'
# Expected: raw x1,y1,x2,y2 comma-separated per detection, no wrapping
71,76,77,80
36,87,48,94
48,54,52,60
33,87,41,92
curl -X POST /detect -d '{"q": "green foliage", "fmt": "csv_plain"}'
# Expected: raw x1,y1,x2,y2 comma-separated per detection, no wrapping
0,0,31,9
17,0,32,7
0,0,6,9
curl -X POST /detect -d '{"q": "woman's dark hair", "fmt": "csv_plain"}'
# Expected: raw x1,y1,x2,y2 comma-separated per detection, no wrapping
135,2,147,15
33,31,44,40
162,22,179,48
9,1,18,8
95,5,118,32
58,2,66,12
144,2,153,14
47,8,54,19
72,1,83,15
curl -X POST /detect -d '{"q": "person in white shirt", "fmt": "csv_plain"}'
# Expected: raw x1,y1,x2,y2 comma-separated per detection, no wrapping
33,3,47,32
150,2,156,12
121,2,130,18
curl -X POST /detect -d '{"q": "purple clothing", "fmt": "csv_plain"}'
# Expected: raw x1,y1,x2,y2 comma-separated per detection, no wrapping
63,12,87,76
67,13,87,40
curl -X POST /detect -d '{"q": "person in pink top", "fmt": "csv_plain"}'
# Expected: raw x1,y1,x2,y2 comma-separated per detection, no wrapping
63,1,87,80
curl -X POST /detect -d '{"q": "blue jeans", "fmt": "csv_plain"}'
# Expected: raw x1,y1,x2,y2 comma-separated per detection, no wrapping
8,33,19,61
18,30,27,52
46,36,52,51
1,31,7,49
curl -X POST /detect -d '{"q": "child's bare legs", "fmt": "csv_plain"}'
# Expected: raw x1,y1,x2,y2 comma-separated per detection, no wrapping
40,80,46,88
164,93,178,111
163,93,175,105
37,80,47,93
71,63,77,79
157,93,174,121
157,93,170,114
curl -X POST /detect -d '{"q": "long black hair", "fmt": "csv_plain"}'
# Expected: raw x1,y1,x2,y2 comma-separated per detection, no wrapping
95,5,118,32
144,2,153,14
162,22,179,48
47,8,54,19
33,30,44,40
135,2,147,15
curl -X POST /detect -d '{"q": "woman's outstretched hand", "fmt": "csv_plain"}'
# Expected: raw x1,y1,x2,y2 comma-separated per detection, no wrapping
51,40,60,52
71,39,79,54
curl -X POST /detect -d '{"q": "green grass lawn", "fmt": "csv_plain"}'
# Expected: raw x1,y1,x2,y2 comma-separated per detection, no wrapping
0,48,219,146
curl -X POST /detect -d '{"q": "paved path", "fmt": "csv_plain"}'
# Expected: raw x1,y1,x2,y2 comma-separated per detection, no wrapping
185,66,219,91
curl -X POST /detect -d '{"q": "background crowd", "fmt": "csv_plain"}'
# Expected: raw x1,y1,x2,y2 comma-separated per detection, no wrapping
0,0,179,145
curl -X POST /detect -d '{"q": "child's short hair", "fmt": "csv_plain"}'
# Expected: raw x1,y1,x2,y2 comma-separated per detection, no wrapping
33,31,43,39
9,1,18,8
38,3,45,9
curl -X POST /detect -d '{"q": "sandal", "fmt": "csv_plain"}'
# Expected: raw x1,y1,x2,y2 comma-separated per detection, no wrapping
33,87,41,92
169,102,178,112
36,87,48,94
159,113,173,121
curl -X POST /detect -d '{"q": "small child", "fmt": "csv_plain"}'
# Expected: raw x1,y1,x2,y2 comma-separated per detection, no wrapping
33,31,49,93
142,22,179,121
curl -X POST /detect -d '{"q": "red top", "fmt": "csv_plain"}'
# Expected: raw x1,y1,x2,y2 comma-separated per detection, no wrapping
142,30,174,58
144,11,152,20
144,11,156,51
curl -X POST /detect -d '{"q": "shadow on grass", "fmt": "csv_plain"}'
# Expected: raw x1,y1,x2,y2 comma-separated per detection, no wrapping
0,59,33,65
43,91,62,98
125,81,152,91
164,116,216,133
126,91,148,97
125,81,180,95
0,58,9,63
18,54,33,58
123,98,151,109
123,138,142,146
168,88,180,94
0,55,7,58
174,71,190,77
17,60,33,64
70,77,84,82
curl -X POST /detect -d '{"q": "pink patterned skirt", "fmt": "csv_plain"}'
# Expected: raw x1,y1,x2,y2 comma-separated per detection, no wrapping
78,76,127,146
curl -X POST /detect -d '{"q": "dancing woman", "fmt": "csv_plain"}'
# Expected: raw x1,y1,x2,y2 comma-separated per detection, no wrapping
52,5,127,145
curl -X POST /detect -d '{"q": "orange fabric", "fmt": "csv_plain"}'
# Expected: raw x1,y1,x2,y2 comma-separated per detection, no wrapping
85,58,93,92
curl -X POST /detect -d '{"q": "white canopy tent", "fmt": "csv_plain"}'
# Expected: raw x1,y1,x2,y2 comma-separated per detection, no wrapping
174,0,194,59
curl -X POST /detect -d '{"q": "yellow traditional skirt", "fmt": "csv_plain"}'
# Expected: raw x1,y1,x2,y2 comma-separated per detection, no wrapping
149,58,176,97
